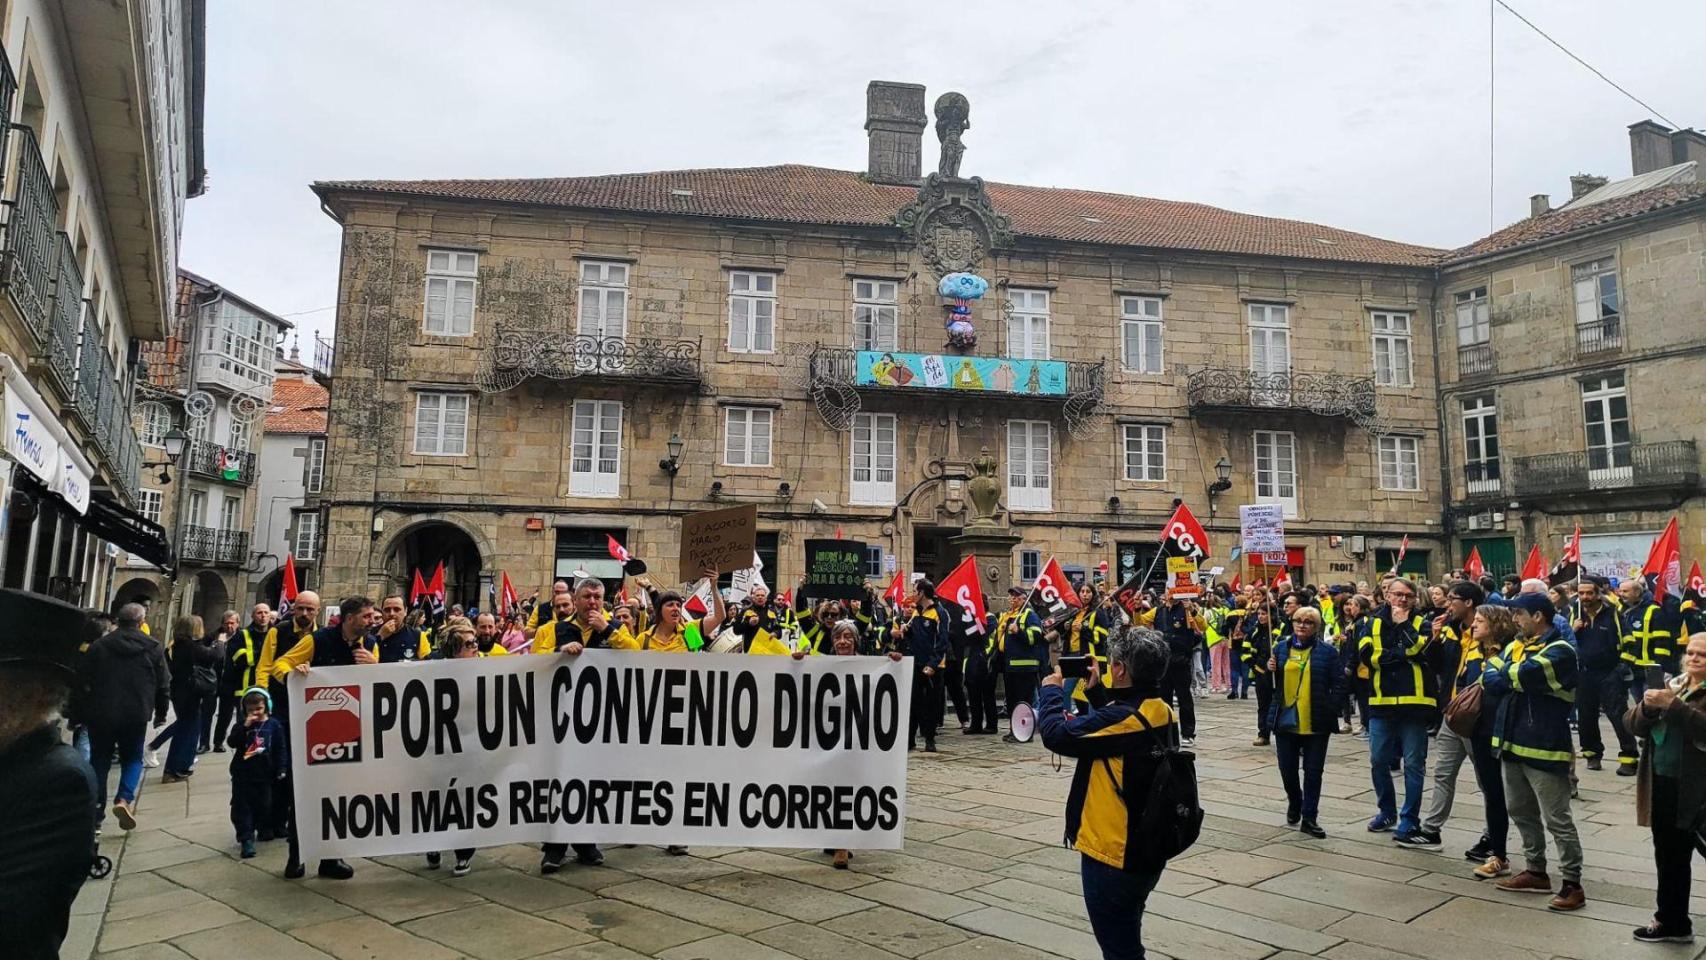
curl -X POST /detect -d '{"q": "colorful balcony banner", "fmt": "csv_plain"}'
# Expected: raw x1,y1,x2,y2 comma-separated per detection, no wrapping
855,351,1068,396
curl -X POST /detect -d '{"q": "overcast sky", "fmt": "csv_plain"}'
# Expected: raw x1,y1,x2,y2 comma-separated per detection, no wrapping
181,0,1706,348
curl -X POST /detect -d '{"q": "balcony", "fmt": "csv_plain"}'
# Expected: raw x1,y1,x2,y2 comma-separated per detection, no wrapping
180,526,250,567
484,325,703,391
1186,367,1378,428
1458,342,1495,377
1577,317,1623,355
2,126,59,344
46,234,82,396
186,438,256,486
194,351,274,397
1512,440,1698,502
1463,460,1504,499
0,55,16,199
807,346,1106,433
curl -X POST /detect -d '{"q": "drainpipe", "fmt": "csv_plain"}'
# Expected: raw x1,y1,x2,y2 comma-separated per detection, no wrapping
1428,279,1453,576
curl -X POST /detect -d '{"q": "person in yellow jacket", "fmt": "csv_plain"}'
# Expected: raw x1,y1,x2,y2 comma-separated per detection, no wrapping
254,592,321,686
524,580,570,639
621,575,726,654
532,580,633,654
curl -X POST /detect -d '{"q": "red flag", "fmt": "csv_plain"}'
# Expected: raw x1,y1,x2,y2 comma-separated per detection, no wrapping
1686,561,1704,600
685,577,715,616
1548,525,1582,587
1563,525,1582,565
1159,503,1211,563
835,525,844,539
428,561,445,600
883,571,906,606
500,572,519,616
1386,534,1411,577
1643,517,1683,600
1028,555,1081,624
938,556,988,639
410,569,427,604
1230,573,1242,592
278,554,300,615
776,588,792,607
1465,546,1485,580
607,535,631,564
1520,545,1546,582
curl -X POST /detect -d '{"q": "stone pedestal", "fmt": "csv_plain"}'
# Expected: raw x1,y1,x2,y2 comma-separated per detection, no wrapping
950,526,1023,593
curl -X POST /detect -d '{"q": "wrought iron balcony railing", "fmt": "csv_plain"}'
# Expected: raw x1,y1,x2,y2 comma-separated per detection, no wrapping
0,53,17,200
1577,317,1623,355
46,233,82,396
181,526,250,566
74,327,105,426
312,333,334,377
1457,342,1494,377
481,326,702,391
1512,440,1698,499
1186,367,1378,428
186,438,257,486
1463,460,1504,498
2,126,59,344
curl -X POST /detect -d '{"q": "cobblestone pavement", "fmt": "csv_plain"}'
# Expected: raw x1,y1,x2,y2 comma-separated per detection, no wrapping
70,695,1706,960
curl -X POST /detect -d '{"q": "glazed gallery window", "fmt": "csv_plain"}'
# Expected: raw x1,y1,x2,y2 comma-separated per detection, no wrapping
1377,435,1421,491
1454,287,1489,346
306,438,326,494
1371,311,1413,387
724,406,773,467
423,250,477,336
1007,419,1052,511
728,271,776,353
569,400,622,497
1120,296,1163,374
138,488,163,525
413,392,470,456
577,260,629,339
1006,289,1050,360
852,280,898,352
850,412,897,505
1122,424,1166,482
137,401,171,447
294,511,321,561
1253,429,1298,518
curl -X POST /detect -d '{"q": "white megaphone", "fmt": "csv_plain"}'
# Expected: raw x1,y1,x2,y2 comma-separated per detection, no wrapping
1007,702,1037,743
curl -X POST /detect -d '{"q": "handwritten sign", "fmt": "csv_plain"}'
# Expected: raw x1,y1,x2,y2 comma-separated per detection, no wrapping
805,539,868,599
679,504,758,577
1238,504,1286,555
1165,556,1200,599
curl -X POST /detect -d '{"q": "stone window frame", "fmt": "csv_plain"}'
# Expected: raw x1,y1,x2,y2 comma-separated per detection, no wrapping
1119,295,1164,375
423,249,478,337
723,405,775,467
727,270,778,354
293,509,321,561
577,259,630,340
1375,433,1423,492
1246,302,1291,378
1569,253,1622,330
1252,429,1298,519
412,390,471,457
568,398,624,498
1006,288,1051,361
1370,310,1415,388
1120,422,1167,483
1006,418,1053,512
1018,548,1042,584
1460,394,1501,495
851,279,899,352
849,411,898,506
1451,284,1491,347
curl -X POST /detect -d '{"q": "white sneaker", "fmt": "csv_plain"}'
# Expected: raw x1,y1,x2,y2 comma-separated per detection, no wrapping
1181,737,1196,747
144,749,160,768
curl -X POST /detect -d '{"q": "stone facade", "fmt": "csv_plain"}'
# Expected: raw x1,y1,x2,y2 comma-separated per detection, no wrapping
1440,205,1706,579
313,187,1443,603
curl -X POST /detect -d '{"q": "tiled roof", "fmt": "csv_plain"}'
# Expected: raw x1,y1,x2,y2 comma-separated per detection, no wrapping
314,164,1443,268
1448,179,1706,262
265,375,327,435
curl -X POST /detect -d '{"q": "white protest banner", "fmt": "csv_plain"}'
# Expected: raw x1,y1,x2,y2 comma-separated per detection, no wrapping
286,649,912,861
1238,503,1286,555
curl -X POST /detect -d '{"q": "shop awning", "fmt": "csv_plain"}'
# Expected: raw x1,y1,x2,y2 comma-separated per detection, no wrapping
11,466,175,572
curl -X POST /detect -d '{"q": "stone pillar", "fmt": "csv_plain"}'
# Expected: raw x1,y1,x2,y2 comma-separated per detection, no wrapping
949,527,1023,595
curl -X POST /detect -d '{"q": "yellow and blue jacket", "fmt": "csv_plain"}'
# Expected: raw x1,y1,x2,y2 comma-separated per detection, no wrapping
995,607,1046,673
1621,598,1681,672
1036,681,1176,871
1357,610,1441,719
1483,629,1576,772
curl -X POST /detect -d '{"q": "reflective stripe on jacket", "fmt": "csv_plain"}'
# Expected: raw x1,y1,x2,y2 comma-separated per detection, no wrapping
1484,629,1577,771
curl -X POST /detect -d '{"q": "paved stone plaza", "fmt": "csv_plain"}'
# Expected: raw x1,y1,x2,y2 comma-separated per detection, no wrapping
69,696,1705,960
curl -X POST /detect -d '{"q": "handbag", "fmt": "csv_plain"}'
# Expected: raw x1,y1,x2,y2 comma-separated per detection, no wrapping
1443,683,1483,737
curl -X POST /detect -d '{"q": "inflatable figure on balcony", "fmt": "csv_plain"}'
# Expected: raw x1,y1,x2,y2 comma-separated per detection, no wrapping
939,271,988,352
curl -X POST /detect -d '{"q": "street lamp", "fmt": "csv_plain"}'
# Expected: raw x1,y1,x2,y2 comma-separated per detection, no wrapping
1206,456,1233,518
149,427,189,484
658,433,684,476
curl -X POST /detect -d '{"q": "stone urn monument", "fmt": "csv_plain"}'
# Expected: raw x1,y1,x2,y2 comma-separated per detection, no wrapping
965,447,1002,530
953,447,1022,588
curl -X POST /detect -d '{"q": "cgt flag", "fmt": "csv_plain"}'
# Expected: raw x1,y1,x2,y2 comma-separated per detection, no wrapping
937,556,987,640
1643,517,1684,600
279,554,300,618
1028,556,1081,627
1548,525,1582,587
1519,545,1546,582
1465,546,1485,581
882,570,906,606
1160,503,1211,564
1686,561,1704,602
500,572,520,618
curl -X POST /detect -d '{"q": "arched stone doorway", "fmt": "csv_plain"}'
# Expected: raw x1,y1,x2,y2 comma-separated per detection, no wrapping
113,577,165,633
255,567,284,609
188,570,231,630
382,520,483,610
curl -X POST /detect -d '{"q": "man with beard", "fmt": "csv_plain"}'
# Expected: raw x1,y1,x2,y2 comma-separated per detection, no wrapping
534,577,625,871
473,612,510,655
1358,578,1444,844
372,594,433,662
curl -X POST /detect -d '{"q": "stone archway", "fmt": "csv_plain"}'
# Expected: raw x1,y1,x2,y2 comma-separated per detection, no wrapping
189,570,231,630
380,519,484,611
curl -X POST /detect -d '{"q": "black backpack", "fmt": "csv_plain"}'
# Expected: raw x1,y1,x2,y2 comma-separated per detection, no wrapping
1101,710,1203,869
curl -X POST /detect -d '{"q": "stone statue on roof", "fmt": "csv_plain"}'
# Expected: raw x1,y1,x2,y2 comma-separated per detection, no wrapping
934,92,970,179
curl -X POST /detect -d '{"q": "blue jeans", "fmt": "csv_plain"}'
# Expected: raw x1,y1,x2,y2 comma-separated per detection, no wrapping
165,698,203,776
1080,853,1162,960
1368,715,1430,832
88,721,146,816
1230,658,1249,697
1275,732,1330,821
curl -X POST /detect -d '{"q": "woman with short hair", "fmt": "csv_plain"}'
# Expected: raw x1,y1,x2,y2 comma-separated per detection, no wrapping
1268,607,1345,838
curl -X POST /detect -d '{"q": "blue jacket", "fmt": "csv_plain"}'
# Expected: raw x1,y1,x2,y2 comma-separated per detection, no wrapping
1569,601,1624,673
1484,593,1577,647
1482,628,1577,773
226,716,287,782
1268,636,1346,735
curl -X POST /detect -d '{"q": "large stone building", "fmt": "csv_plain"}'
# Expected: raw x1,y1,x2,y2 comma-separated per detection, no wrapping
1439,122,1706,580
252,347,328,602
309,81,1452,603
114,270,290,628
0,0,204,606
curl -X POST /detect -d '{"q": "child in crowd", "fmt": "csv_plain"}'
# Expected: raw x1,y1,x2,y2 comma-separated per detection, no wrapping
228,687,287,858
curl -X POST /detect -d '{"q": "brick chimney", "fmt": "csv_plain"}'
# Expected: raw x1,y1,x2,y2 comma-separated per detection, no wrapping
1529,194,1550,217
1629,119,1676,175
1671,128,1706,168
1570,174,1608,199
865,81,927,185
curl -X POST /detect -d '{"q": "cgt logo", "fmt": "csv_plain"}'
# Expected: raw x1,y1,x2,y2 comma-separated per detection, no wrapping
304,685,361,765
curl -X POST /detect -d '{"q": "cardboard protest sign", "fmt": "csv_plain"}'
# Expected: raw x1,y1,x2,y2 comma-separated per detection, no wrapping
679,504,758,576
1238,504,1285,556
1165,556,1201,599
804,539,868,600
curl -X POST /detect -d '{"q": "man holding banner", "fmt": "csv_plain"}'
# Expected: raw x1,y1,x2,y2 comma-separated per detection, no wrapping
893,579,948,752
